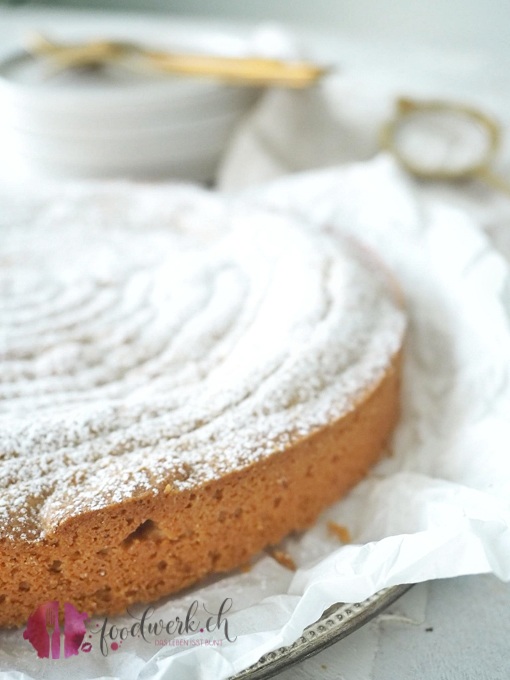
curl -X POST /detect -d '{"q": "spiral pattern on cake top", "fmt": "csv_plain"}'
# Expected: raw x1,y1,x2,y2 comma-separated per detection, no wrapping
0,183,406,541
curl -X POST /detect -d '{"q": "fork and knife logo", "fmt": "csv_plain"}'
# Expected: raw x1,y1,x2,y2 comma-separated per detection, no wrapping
23,600,89,659
44,603,60,659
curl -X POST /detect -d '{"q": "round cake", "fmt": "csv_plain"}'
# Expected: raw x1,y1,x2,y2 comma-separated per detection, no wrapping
0,185,406,627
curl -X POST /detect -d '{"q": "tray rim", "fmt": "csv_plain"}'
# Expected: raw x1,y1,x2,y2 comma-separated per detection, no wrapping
230,584,414,680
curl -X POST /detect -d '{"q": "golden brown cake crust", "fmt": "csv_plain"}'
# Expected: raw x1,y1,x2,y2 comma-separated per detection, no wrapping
0,349,402,628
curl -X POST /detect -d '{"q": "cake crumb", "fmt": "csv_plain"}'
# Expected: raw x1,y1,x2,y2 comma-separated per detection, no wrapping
267,548,296,571
327,521,351,543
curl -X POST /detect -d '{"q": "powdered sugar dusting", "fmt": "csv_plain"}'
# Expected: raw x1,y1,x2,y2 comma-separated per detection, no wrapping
0,182,405,541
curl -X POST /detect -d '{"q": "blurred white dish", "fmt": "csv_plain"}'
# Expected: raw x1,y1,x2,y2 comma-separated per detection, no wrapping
0,26,262,181
3,88,255,134
8,108,243,174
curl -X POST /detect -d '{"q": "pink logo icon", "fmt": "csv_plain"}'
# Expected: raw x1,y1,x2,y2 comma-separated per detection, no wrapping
23,601,89,659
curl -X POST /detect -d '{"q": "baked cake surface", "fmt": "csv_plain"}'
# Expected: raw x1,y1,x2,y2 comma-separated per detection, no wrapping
0,185,406,626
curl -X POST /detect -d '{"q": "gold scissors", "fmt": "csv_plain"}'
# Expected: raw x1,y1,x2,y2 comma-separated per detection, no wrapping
26,32,329,89
381,97,510,196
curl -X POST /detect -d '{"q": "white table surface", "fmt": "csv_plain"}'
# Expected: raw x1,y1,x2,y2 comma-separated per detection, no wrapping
1,7,510,680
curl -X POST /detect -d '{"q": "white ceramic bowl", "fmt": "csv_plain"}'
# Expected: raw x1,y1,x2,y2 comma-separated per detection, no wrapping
0,29,260,181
